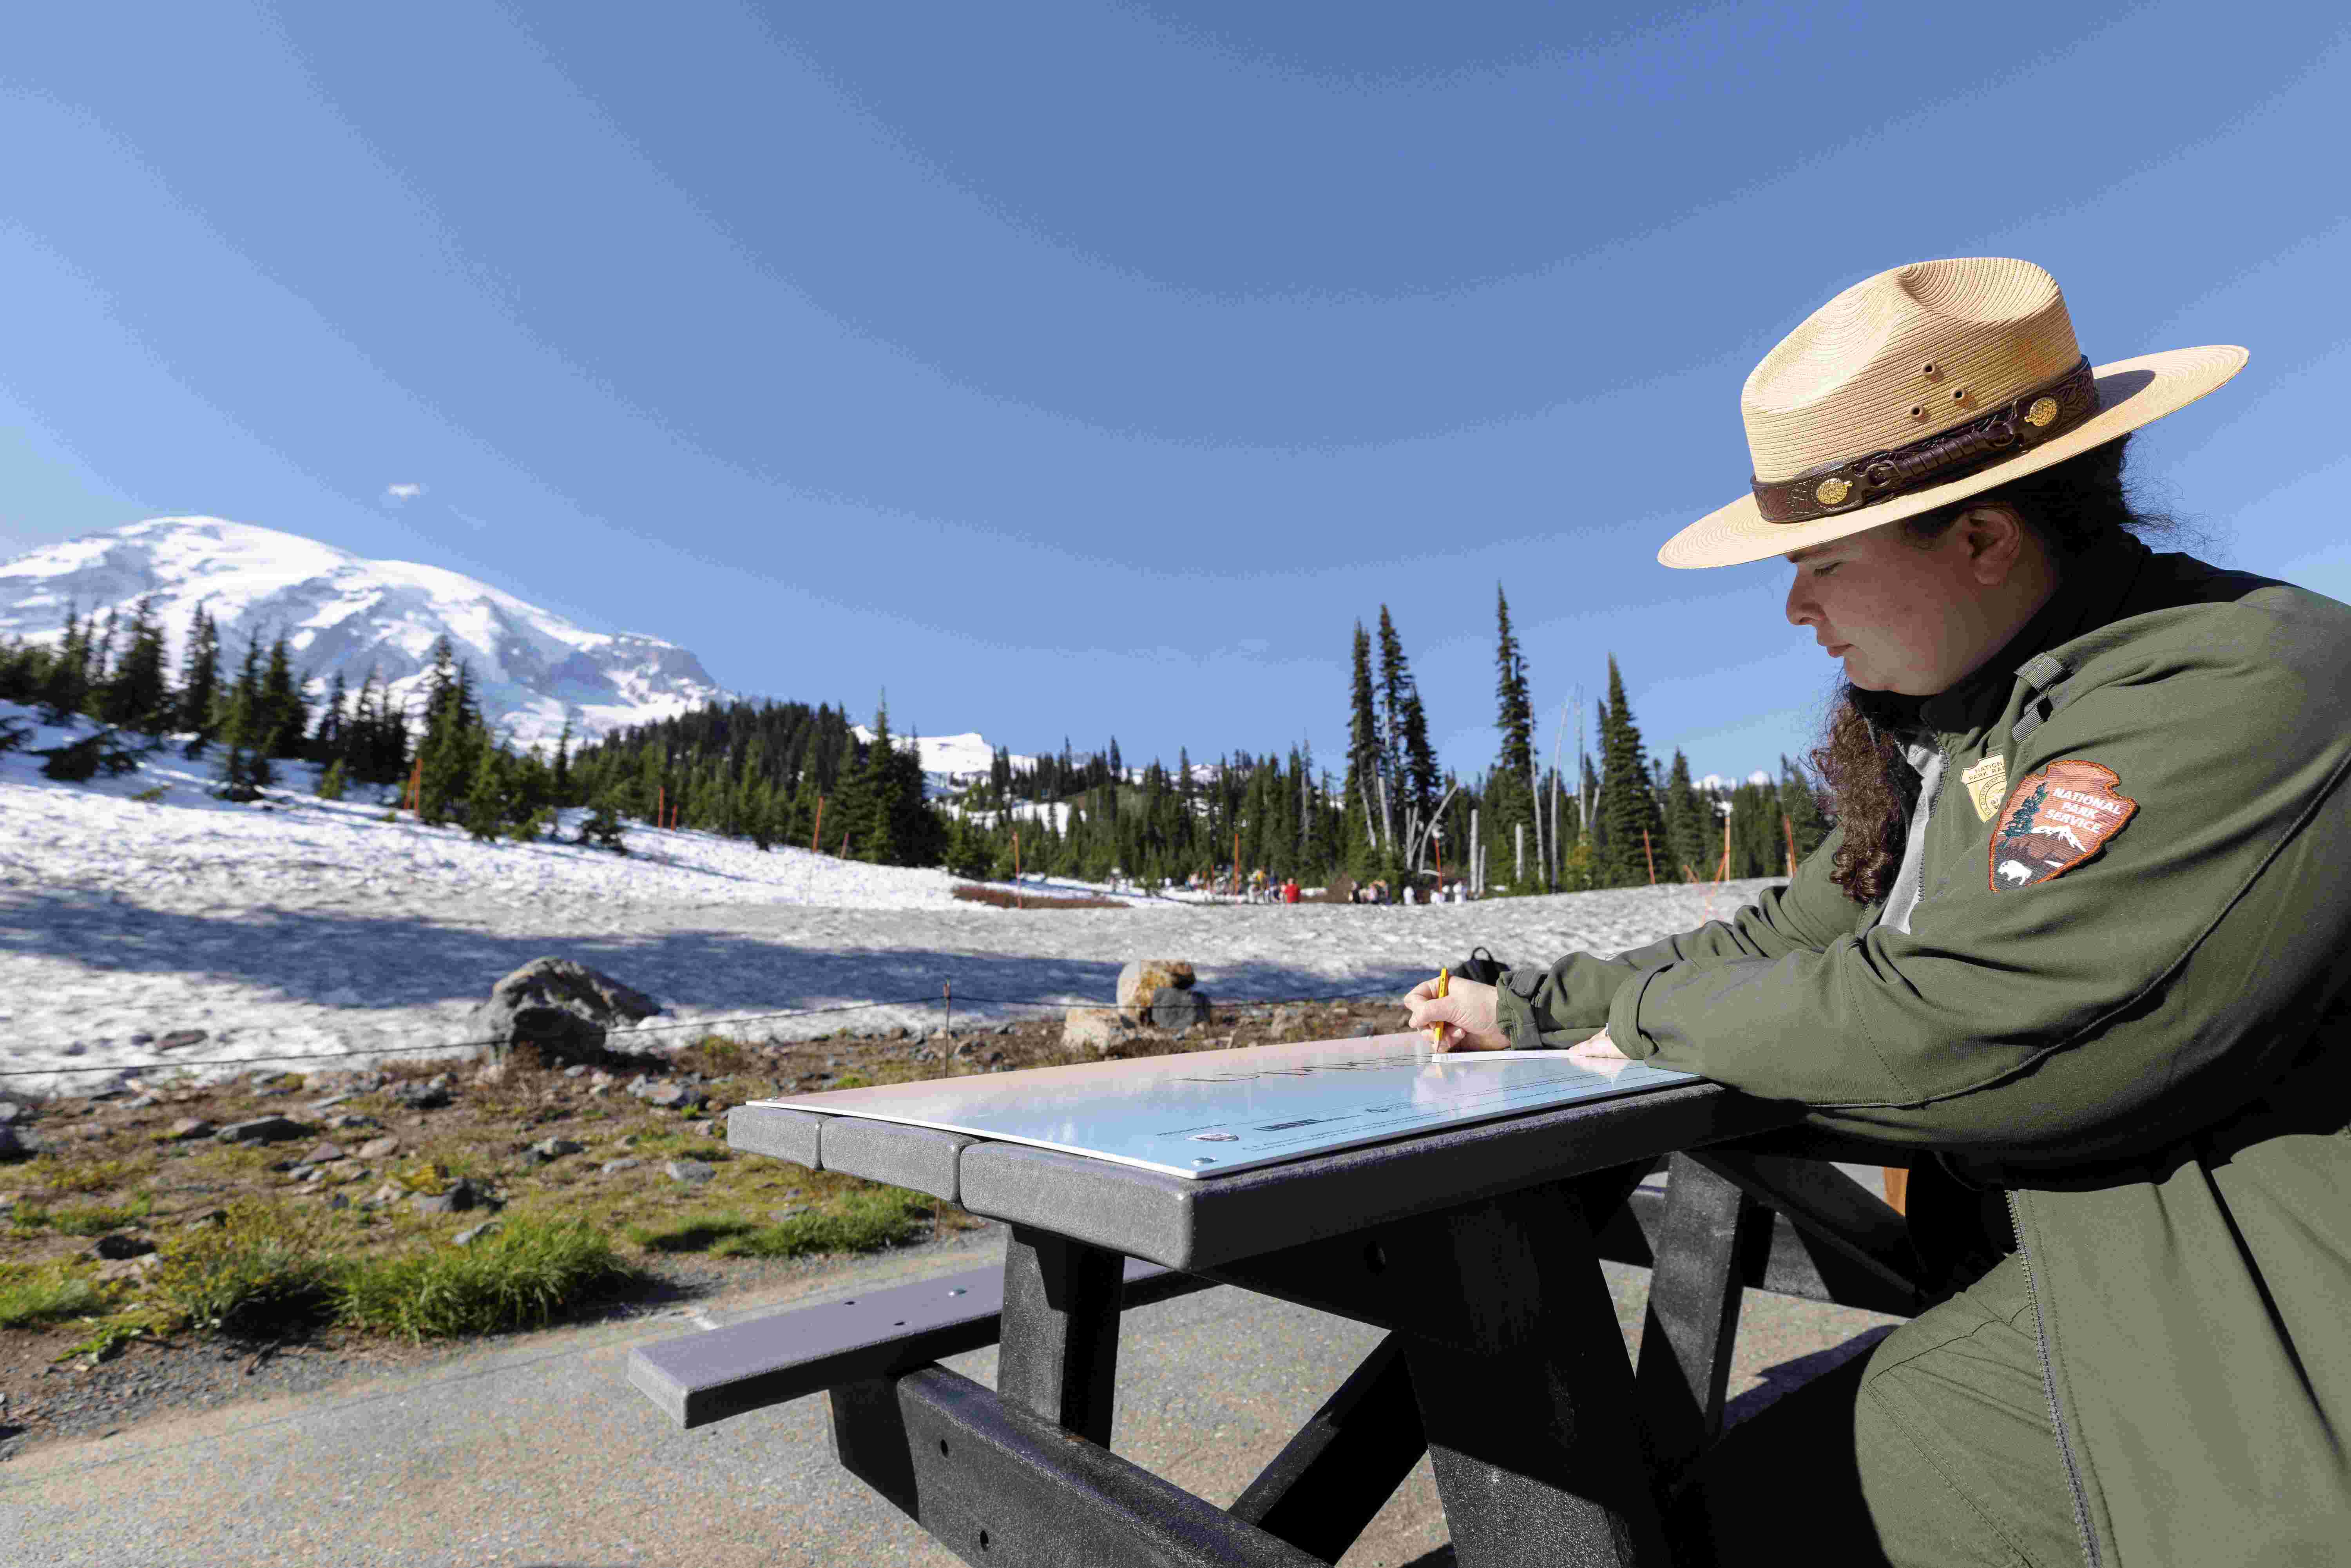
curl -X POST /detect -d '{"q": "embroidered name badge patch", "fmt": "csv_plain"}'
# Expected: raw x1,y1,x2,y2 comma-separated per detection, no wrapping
1989,760,2137,890
1960,755,2009,823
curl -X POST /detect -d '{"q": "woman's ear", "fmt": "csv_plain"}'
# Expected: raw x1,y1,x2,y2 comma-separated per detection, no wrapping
1958,503,2029,586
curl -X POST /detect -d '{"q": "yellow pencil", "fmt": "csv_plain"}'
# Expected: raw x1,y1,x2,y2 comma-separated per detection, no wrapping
1429,966,1449,1048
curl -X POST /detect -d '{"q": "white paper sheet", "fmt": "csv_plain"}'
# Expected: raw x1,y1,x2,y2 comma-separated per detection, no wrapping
753,1033,1698,1179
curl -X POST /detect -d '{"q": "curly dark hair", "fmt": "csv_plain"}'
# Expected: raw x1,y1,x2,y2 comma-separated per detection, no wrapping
1809,436,2174,904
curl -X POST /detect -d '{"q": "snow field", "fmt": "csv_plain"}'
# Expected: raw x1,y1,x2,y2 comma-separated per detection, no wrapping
2,705,1781,1093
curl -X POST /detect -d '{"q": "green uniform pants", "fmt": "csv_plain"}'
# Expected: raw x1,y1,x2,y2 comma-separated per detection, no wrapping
1670,1254,2085,1567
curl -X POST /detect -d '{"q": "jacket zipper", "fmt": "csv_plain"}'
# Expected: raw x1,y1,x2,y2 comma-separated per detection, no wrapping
2009,1190,2099,1568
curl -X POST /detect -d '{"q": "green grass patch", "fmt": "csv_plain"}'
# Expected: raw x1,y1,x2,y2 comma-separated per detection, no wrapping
145,1200,338,1338
625,1186,933,1261
0,1259,107,1328
21,1154,155,1196
13,1193,155,1236
335,1217,634,1342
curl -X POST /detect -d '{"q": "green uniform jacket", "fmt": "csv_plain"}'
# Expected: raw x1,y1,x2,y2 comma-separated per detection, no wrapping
1495,538,2351,1566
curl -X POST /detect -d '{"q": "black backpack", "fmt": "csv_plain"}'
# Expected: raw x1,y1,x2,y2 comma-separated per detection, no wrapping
1453,945,1507,986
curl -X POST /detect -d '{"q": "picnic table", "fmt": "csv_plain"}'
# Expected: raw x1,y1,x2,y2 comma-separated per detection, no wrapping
629,1041,1932,1566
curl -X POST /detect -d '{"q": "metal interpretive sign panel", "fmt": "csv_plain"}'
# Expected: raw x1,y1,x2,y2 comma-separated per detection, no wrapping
753,1034,1697,1179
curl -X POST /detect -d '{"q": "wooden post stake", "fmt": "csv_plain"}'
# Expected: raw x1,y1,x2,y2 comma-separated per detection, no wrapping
1013,828,1023,910
656,783,664,830
1641,827,1657,886
811,795,824,854
1783,813,1798,879
944,980,952,1045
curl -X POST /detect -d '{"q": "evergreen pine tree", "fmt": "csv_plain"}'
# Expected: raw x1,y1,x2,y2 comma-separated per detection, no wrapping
97,597,170,733
552,719,572,805
85,608,119,708
464,745,510,842
215,637,275,798
1595,655,1664,886
38,608,89,723
309,671,348,765
1494,587,1534,780
1342,621,1381,856
1661,750,1709,882
1780,755,1829,862
178,606,222,750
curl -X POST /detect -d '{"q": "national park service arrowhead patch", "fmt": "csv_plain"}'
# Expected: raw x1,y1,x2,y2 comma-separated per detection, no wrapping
1989,760,2137,891
1960,755,2009,823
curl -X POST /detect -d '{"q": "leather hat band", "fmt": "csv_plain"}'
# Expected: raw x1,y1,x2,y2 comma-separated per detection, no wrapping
1750,356,2099,524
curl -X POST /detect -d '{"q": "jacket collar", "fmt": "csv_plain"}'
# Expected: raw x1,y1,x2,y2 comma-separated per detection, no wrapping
1917,532,2153,737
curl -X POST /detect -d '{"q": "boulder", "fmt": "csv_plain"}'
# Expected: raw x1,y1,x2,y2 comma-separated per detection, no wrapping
357,1135,401,1160
1116,960,1197,1025
1149,989,1212,1033
665,1159,716,1186
153,1030,208,1052
302,1143,347,1164
529,1137,583,1159
642,1083,705,1112
600,1158,642,1175
475,957,662,1066
411,1177,498,1215
93,1232,156,1260
0,1125,27,1159
391,1080,451,1111
216,1115,312,1145
451,1220,504,1248
1061,1007,1128,1056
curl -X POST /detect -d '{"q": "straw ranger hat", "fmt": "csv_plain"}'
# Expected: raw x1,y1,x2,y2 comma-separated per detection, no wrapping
1662,257,2246,569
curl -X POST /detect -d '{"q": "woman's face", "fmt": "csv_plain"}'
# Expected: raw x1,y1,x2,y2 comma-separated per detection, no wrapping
1783,509,2043,695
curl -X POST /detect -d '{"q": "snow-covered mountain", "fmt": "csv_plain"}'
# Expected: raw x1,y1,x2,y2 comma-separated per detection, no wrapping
849,727,1038,783
0,517,726,746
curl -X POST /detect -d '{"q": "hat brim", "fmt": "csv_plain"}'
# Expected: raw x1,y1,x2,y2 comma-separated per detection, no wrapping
1659,345,2248,570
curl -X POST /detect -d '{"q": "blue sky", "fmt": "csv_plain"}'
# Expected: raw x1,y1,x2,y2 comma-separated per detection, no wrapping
4,2,2346,781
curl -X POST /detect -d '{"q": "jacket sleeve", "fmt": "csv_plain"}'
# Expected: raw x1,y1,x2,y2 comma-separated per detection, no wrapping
1607,598,2351,1159
1492,825,1869,1047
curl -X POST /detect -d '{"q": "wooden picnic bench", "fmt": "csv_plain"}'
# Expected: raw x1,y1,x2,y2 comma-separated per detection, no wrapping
629,1084,1931,1566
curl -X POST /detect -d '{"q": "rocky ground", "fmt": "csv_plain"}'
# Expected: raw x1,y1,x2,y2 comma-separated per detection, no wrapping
0,994,1407,1460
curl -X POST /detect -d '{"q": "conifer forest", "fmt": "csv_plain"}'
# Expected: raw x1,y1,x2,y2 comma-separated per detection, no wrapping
2,590,1831,894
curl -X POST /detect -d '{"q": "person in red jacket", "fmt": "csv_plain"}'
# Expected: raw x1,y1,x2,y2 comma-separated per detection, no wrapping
1281,876,1300,904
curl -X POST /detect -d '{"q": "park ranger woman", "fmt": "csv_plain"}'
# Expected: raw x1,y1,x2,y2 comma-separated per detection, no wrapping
1405,257,2351,1566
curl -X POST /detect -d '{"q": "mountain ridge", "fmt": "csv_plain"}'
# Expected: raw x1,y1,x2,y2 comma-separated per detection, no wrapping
0,517,725,746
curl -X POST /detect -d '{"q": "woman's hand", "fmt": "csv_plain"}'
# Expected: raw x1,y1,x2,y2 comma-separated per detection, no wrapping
1567,1028,1628,1063
1400,976,1511,1053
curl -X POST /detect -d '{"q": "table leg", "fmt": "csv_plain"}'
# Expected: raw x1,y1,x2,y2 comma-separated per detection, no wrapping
1633,1152,1768,1488
1393,1175,1673,1568
1229,1332,1427,1561
997,1223,1125,1445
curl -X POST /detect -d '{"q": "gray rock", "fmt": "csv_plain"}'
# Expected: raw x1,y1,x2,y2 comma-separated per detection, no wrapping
120,1094,161,1110
0,1101,25,1124
600,1158,642,1175
302,1143,346,1164
1148,989,1213,1032
163,1117,216,1143
529,1137,583,1159
307,1093,356,1112
475,957,662,1067
665,1159,716,1185
562,1065,589,1078
391,1081,451,1111
325,1114,377,1131
356,1135,400,1160
642,1083,705,1111
216,1115,312,1144
1061,1007,1128,1056
92,1232,156,1260
451,1220,504,1248
153,1029,208,1051
410,1177,496,1215
368,1183,408,1205
1348,1021,1379,1038
1117,959,1198,1023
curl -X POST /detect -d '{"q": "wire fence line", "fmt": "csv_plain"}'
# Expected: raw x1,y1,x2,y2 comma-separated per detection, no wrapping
0,984,1410,1083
